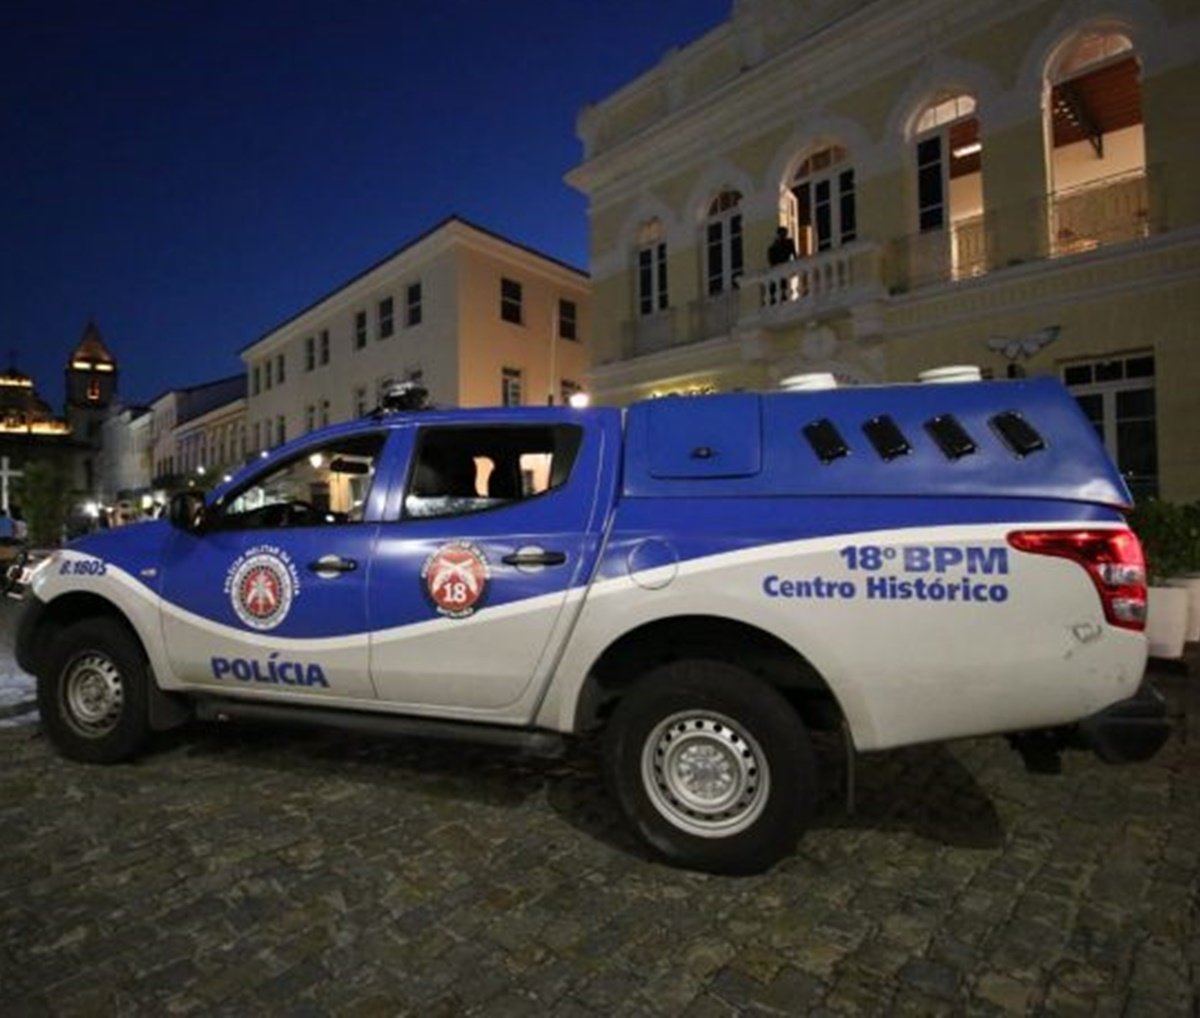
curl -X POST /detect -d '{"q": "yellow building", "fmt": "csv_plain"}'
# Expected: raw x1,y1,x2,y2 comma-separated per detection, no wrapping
568,0,1200,499
241,216,591,452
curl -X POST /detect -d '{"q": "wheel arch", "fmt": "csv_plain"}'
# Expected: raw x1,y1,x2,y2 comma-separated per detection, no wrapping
573,614,847,735
23,592,190,730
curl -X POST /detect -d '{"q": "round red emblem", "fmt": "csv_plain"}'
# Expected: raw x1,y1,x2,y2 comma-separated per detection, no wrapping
422,541,490,618
228,549,296,630
240,565,282,620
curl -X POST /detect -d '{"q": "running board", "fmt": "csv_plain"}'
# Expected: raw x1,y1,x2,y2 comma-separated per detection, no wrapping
193,697,568,758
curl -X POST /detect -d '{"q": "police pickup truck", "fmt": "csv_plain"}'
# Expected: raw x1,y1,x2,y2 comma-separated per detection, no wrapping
15,378,1168,873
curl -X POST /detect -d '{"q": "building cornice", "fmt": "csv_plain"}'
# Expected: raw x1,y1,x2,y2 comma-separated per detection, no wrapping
173,397,247,436
242,217,589,361
570,0,1196,212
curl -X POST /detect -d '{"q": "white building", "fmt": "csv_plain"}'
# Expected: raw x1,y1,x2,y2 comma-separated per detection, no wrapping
149,375,246,488
174,392,247,483
241,216,591,452
97,405,152,503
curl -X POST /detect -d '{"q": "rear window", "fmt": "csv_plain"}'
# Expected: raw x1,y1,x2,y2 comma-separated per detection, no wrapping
403,424,583,520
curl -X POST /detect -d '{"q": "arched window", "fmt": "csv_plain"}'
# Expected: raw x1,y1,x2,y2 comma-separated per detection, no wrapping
636,219,669,316
1045,30,1146,253
912,92,985,277
703,191,743,296
783,145,856,257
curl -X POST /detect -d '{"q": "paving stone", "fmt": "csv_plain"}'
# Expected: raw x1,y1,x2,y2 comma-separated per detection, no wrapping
1,626,1197,1014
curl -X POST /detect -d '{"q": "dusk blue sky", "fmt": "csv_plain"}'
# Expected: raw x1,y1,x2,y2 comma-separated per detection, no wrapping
2,1,729,408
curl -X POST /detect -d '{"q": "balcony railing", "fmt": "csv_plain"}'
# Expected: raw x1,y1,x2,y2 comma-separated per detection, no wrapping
888,165,1165,293
619,306,680,359
689,289,741,341
746,241,884,323
1049,169,1150,257
609,165,1171,361
897,215,990,290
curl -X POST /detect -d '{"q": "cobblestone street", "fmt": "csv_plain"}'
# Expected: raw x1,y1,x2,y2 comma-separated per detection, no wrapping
1,601,1196,1015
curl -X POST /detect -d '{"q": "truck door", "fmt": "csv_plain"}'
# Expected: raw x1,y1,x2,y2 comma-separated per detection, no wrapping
158,431,389,700
366,414,615,718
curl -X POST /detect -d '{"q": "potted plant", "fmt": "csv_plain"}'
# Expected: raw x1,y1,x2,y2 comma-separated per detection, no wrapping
1165,501,1200,644
1129,499,1190,658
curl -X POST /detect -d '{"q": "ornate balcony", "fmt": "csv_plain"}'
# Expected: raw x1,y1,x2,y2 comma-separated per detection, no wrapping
741,241,885,329
1049,169,1150,257
888,165,1164,293
618,306,681,359
689,289,741,341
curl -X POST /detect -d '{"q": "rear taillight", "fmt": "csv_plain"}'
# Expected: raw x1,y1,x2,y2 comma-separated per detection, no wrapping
1007,528,1147,631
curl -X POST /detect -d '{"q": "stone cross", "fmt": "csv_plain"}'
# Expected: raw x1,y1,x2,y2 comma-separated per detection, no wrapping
0,455,23,512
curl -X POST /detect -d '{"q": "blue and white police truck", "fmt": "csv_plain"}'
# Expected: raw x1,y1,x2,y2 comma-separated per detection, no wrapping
14,378,1169,873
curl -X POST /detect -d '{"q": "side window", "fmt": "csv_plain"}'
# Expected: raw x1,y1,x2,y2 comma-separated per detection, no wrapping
215,434,385,530
402,424,583,520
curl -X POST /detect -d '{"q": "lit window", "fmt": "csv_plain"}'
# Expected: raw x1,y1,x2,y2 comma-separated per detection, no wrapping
912,93,982,253
1055,31,1133,80
916,95,977,134
785,146,855,255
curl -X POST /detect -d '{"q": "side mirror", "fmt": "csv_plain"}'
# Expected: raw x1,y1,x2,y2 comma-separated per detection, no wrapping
168,491,207,533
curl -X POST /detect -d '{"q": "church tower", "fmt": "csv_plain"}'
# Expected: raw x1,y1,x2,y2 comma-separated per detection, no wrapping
65,320,118,447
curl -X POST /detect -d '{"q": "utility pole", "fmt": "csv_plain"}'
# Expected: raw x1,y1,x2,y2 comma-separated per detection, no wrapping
547,300,558,405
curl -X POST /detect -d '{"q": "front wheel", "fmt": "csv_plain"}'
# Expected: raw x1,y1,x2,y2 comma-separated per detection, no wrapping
603,660,817,875
37,619,152,764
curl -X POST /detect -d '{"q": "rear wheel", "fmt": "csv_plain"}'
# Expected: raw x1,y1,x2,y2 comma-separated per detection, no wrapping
603,659,817,874
38,619,151,764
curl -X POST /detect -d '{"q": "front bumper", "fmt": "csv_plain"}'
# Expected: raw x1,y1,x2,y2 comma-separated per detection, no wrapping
1076,682,1171,764
14,593,47,676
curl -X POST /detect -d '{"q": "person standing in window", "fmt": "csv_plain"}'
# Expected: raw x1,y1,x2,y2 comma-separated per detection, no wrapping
768,226,797,266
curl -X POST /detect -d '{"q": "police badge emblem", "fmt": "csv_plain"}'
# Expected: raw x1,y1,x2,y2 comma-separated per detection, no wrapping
226,546,299,630
422,541,490,619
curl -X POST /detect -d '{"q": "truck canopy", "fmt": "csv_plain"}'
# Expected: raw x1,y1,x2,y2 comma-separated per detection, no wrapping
621,378,1130,508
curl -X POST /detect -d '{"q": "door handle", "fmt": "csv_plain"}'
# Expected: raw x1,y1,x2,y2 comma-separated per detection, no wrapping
307,555,358,575
501,550,567,567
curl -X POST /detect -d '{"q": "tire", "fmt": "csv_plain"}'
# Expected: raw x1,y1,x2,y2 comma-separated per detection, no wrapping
37,618,152,764
603,659,817,875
